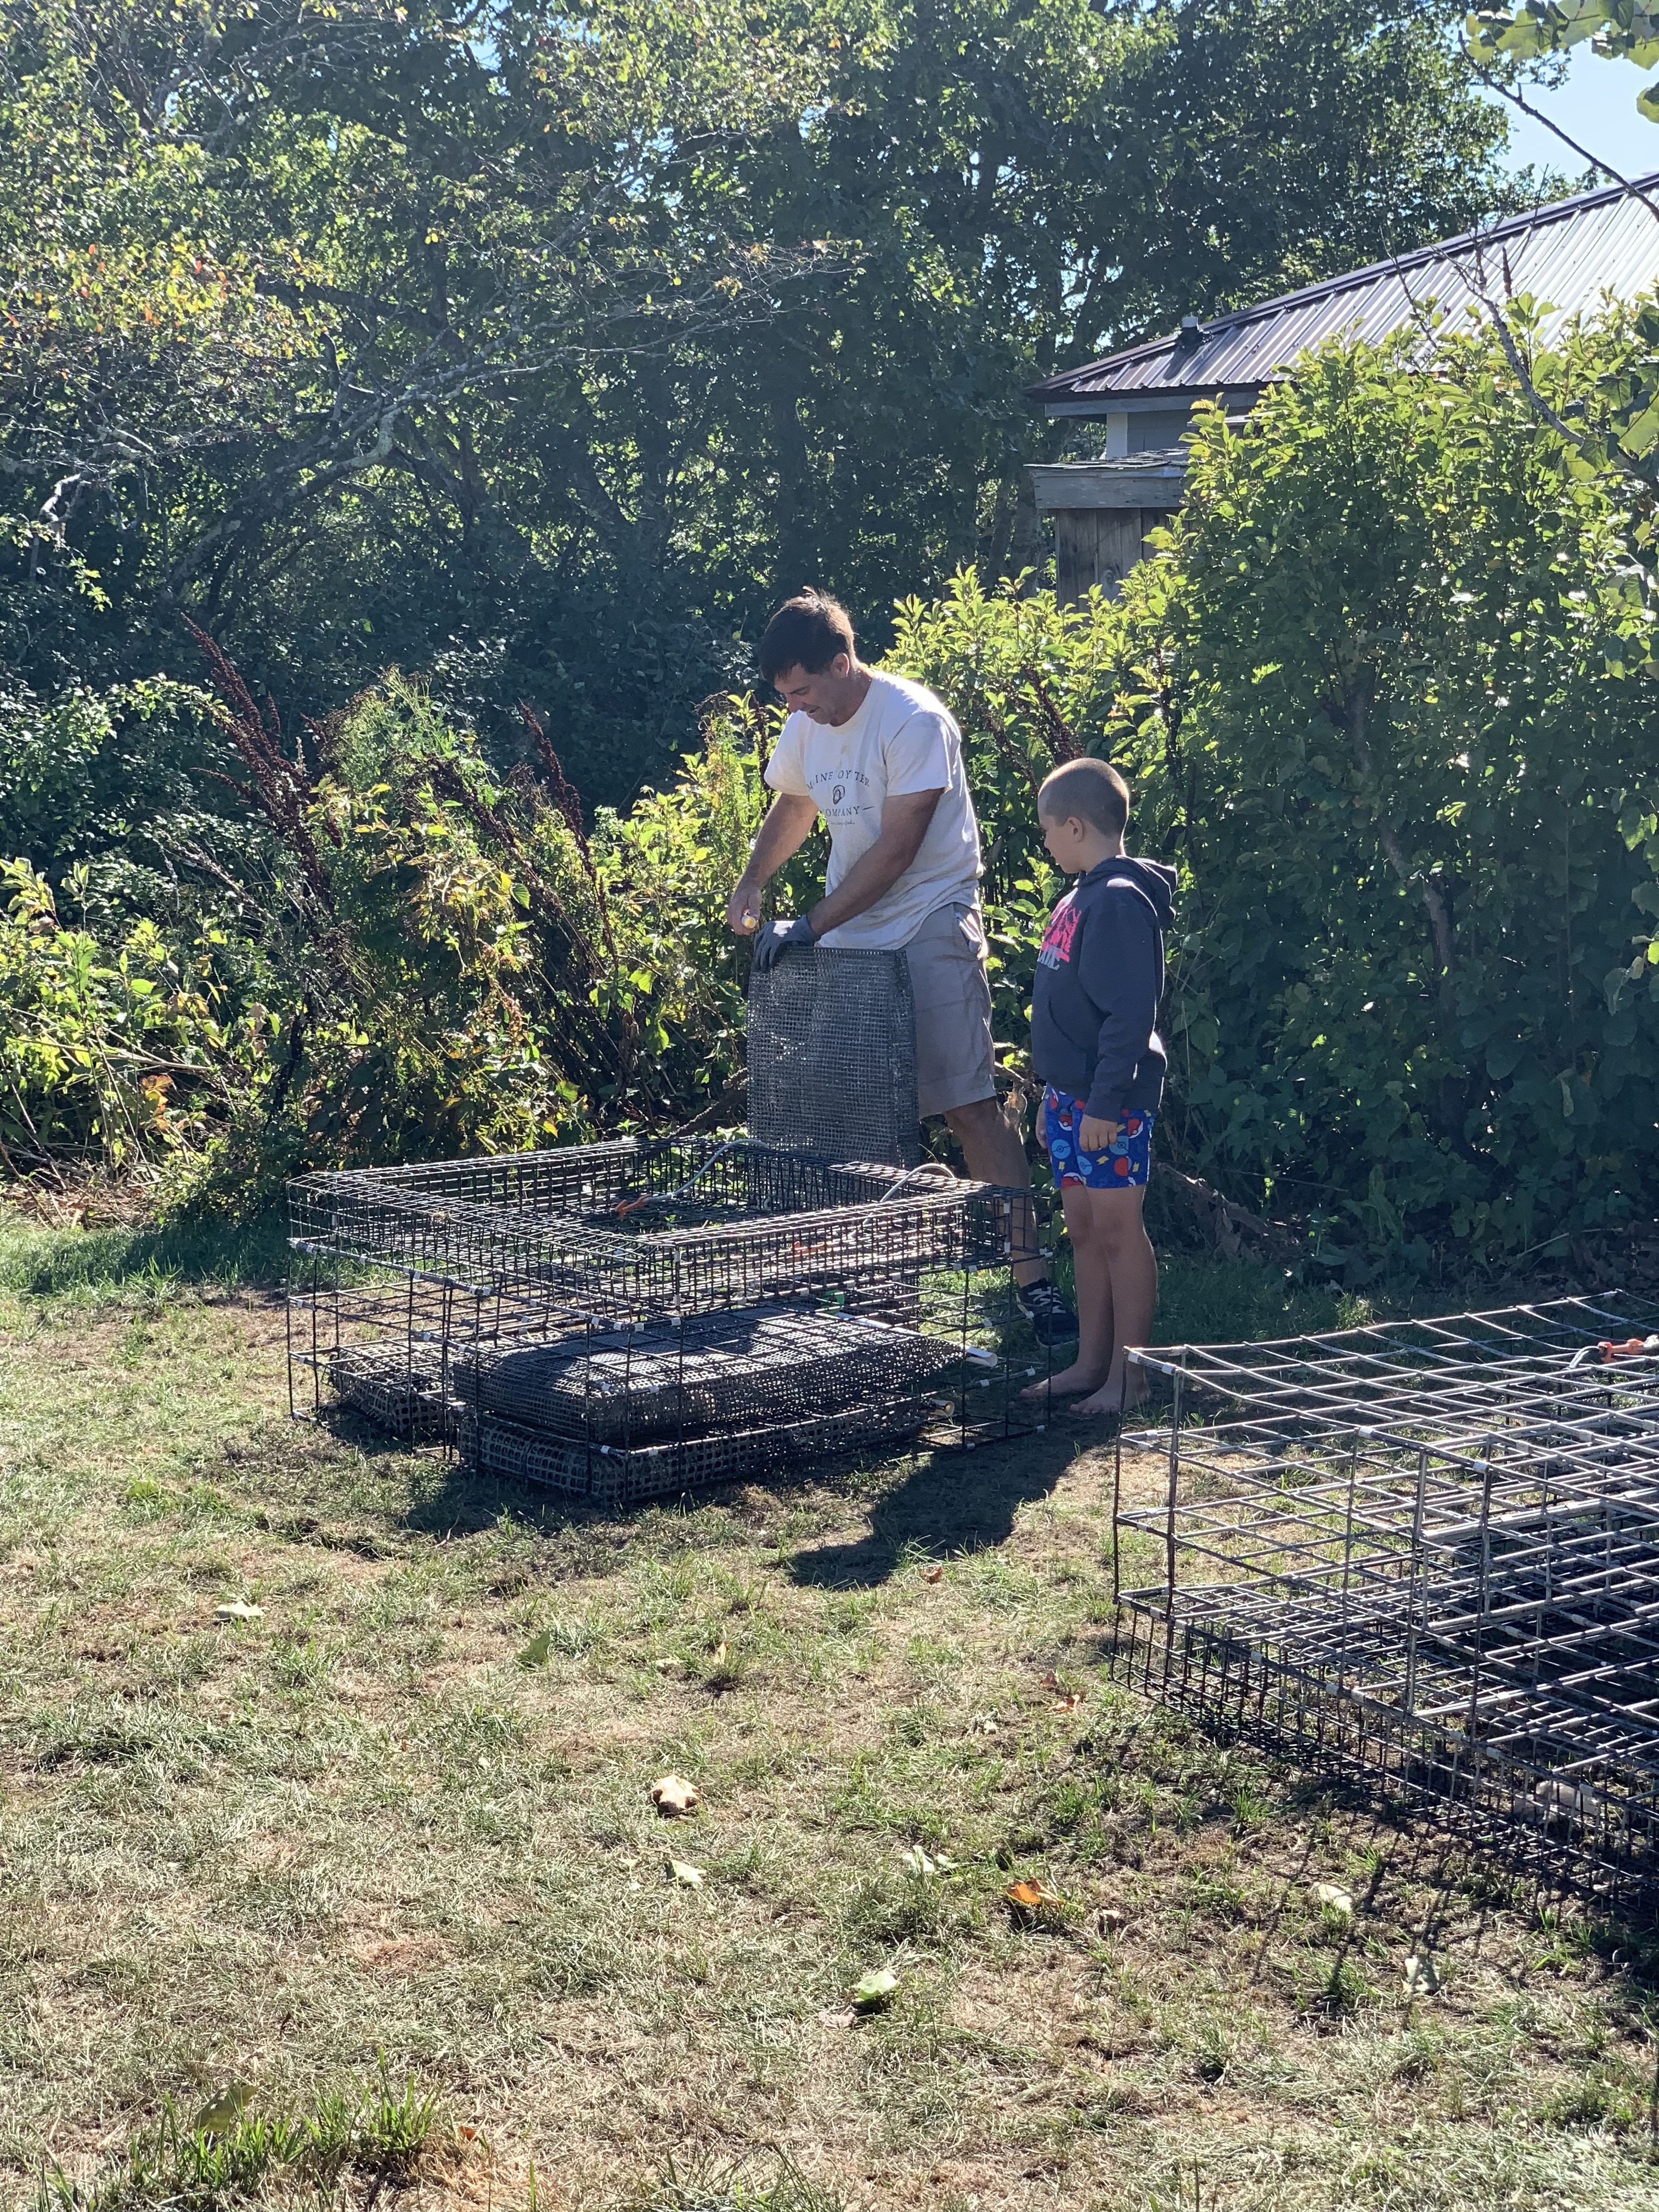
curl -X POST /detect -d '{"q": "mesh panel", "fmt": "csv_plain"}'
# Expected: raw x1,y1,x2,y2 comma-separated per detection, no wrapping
328,1345,456,1443
454,1306,961,1445
461,1397,932,1505
285,1134,1056,1495
748,945,919,1166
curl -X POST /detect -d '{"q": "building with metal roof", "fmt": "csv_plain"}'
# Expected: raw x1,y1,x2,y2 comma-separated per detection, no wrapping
1025,172,1659,602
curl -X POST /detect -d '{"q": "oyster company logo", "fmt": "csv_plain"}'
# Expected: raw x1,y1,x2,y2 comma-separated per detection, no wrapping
811,765,870,806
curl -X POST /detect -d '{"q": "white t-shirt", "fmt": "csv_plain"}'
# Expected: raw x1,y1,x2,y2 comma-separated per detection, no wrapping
763,670,983,949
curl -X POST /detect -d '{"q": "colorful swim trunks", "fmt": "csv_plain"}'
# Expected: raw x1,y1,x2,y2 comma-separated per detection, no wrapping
1042,1086,1154,1190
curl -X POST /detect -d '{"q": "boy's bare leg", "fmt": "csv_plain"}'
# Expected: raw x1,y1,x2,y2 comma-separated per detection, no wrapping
1022,1182,1113,1398
1071,1185,1157,1416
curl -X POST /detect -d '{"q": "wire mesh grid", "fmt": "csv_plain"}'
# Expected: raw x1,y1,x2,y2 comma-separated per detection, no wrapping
287,1138,1002,1320
1136,1293,1659,1430
1111,1296,1659,1901
286,1135,1056,1500
747,944,921,1167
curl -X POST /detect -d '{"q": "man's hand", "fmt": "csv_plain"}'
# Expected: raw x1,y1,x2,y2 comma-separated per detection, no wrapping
727,881,763,935
752,916,816,970
1079,1114,1120,1154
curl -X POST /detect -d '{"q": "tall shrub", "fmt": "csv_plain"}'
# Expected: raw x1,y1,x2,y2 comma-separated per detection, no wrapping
1110,323,1659,1263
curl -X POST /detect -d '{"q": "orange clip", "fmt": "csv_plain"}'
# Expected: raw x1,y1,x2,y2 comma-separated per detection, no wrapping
613,1194,650,1218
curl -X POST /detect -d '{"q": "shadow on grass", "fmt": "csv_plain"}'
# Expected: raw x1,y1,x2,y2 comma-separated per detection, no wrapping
299,1409,1081,1587
0,1206,289,1299
786,1427,1081,1589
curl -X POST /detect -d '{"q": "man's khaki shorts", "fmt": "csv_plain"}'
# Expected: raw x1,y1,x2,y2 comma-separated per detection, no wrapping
905,901,997,1119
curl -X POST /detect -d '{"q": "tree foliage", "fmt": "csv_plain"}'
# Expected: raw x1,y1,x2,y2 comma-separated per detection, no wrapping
12,0,1647,1269
2,0,1525,809
1468,0,1659,123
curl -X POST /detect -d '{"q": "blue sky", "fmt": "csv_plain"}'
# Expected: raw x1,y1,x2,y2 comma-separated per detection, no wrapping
1490,46,1659,181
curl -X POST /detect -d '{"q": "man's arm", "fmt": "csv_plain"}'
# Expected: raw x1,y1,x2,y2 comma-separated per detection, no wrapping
726,793,820,933
804,788,944,938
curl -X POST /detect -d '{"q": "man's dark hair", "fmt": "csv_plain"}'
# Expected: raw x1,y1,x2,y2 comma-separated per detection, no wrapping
1037,757,1131,840
758,591,856,684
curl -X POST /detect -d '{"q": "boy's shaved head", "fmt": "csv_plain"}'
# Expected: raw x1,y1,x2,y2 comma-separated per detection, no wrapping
1038,757,1130,840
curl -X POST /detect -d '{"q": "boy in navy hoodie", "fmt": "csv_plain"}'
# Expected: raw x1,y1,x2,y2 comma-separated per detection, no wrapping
1024,759,1176,1415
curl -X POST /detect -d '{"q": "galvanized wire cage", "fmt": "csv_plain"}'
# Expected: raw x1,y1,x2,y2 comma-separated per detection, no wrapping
287,1135,1052,1501
1113,1294,1659,1903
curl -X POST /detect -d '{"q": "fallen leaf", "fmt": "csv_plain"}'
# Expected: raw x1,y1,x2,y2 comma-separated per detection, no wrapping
853,1966,899,2012
1096,1905,1128,1937
1403,1951,1440,1996
923,1565,945,1584
1052,1693,1083,1712
517,1629,552,1667
969,1712,999,1737
667,1858,704,1888
710,1639,729,1667
458,2125,478,2143
215,1602,262,1623
1039,1670,1060,1690
652,1773,701,1818
195,2084,253,2134
1006,1878,1064,1921
1313,1882,1353,1919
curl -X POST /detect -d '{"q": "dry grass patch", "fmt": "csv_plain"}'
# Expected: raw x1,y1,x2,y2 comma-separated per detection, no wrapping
2,1224,1658,2210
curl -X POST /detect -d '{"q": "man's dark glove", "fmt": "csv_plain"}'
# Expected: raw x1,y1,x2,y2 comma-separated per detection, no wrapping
752,915,817,970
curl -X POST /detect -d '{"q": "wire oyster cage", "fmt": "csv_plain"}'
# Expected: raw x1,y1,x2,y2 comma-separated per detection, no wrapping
1110,1294,1659,1904
286,1134,1055,1501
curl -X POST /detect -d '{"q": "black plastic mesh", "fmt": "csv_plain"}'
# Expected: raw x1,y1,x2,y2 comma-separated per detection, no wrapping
748,945,919,1167
461,1397,933,1505
454,1306,960,1446
328,1345,456,1443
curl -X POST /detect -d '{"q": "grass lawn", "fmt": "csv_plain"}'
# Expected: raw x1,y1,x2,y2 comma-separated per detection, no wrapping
2,1210,1657,2211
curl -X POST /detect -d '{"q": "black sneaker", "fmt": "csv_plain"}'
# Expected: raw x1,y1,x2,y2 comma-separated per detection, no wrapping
1016,1277,1079,1345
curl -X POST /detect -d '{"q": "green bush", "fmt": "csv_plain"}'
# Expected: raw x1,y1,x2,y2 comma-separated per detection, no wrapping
0,668,780,1199
1109,316,1659,1265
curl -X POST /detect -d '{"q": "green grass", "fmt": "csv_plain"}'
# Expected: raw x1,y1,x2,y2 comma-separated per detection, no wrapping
3,1209,1658,2211
0,1207,288,1305
35,2070,438,2212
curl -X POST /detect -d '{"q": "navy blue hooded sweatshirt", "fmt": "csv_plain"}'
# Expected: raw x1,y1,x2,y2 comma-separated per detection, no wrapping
1030,854,1178,1121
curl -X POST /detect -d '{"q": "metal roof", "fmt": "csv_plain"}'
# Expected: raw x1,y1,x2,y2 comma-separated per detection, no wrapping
1029,174,1659,414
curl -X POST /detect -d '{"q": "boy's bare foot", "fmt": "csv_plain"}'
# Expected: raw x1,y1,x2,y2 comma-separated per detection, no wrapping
1020,1360,1107,1403
1068,1368,1150,1419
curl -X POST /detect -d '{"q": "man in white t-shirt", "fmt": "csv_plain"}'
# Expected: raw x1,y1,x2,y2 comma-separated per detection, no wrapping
725,590,1076,1342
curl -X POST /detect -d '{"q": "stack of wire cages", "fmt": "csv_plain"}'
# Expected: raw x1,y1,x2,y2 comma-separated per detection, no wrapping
287,1135,1055,1504
1110,1295,1659,1903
